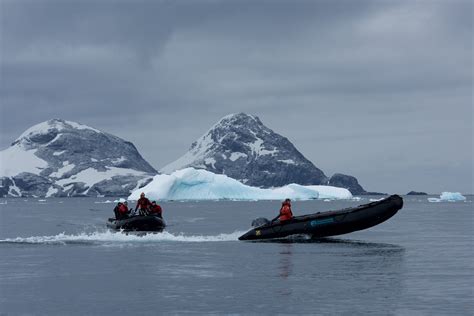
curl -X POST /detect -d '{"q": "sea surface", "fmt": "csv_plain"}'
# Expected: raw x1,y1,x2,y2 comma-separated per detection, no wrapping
0,196,472,315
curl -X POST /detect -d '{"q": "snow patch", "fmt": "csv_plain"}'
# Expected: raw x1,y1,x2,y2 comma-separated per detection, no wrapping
49,163,75,178
278,159,295,165
52,150,66,156
260,148,278,156
0,146,48,177
229,152,247,161
45,187,58,198
111,156,127,164
248,138,264,156
204,158,216,169
8,178,21,197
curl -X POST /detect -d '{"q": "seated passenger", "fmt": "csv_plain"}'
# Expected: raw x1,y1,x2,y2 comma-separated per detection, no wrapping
113,202,122,219
114,201,130,220
149,201,163,218
272,198,294,223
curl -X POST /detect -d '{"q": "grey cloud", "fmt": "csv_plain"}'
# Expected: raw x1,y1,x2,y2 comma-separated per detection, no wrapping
1,0,472,193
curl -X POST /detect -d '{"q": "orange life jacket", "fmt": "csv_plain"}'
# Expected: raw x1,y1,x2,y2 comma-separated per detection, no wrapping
279,202,293,221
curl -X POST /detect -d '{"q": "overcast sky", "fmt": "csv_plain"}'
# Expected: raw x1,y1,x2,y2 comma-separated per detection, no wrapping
0,0,472,194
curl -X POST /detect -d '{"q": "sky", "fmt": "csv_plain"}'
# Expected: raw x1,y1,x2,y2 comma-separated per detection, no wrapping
0,0,472,194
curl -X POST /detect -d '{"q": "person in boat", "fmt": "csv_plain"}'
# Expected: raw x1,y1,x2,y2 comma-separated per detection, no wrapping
135,192,152,216
149,201,163,218
271,198,294,223
114,201,131,220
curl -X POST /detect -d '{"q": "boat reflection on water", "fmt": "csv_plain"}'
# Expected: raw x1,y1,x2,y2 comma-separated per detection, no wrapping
271,238,405,314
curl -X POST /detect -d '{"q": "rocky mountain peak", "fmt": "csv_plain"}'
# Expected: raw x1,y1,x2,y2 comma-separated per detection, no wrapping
161,113,329,188
1,119,156,197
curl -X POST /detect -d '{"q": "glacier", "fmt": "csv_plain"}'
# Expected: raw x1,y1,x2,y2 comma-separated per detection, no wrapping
428,192,467,202
128,168,352,201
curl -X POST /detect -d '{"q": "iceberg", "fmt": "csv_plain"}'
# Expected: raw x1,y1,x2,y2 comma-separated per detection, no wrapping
305,185,353,200
128,168,352,201
428,192,467,202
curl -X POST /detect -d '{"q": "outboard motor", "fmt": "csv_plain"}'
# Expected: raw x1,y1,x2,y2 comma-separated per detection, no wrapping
251,217,270,228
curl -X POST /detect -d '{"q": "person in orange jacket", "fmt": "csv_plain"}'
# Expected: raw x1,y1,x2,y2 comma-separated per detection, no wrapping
272,198,294,223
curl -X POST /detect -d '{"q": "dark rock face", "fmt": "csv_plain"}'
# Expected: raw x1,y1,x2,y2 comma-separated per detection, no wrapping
162,113,366,193
407,191,428,195
327,173,366,195
0,119,157,197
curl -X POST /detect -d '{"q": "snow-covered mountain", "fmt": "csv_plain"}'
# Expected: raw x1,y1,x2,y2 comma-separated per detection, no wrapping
161,113,365,193
0,119,157,197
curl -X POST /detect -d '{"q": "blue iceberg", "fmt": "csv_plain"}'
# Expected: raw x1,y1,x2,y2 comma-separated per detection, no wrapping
128,168,352,201
428,192,467,202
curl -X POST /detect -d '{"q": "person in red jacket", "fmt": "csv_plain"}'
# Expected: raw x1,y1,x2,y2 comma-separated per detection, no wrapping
272,198,294,223
135,192,152,216
149,201,163,218
114,201,131,220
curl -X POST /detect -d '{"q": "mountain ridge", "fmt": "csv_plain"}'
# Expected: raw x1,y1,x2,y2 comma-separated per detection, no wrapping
161,113,367,194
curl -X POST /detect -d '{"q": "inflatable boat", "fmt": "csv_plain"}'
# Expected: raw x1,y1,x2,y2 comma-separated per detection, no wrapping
107,215,166,232
238,195,403,241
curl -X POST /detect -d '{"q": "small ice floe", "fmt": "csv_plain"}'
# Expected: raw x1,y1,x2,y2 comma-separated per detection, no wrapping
38,199,47,202
0,200,7,205
369,198,384,202
428,192,466,202
94,200,114,204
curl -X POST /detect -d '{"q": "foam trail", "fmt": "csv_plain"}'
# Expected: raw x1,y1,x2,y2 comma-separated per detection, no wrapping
0,230,246,245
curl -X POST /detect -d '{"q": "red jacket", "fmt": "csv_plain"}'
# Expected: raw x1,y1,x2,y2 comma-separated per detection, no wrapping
135,197,151,211
150,204,162,215
279,202,293,221
118,203,129,214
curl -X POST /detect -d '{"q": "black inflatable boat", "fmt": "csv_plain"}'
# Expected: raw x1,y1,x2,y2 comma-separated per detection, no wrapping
238,195,403,241
107,215,166,232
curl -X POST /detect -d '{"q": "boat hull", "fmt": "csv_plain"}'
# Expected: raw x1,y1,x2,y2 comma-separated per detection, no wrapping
107,215,166,232
238,195,403,241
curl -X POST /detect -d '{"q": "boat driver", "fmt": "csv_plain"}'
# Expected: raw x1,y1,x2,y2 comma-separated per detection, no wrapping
135,192,152,216
272,198,294,223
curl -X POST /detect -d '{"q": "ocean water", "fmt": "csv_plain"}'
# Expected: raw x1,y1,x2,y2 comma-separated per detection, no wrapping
0,196,472,315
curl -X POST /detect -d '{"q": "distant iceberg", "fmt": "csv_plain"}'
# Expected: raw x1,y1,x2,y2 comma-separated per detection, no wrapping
428,192,467,203
128,168,352,201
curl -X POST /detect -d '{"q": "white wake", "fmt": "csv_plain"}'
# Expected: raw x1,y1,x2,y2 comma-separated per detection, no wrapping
0,230,246,245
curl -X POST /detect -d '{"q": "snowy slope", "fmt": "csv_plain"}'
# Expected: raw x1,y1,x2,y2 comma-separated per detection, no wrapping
129,168,352,201
0,119,156,197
